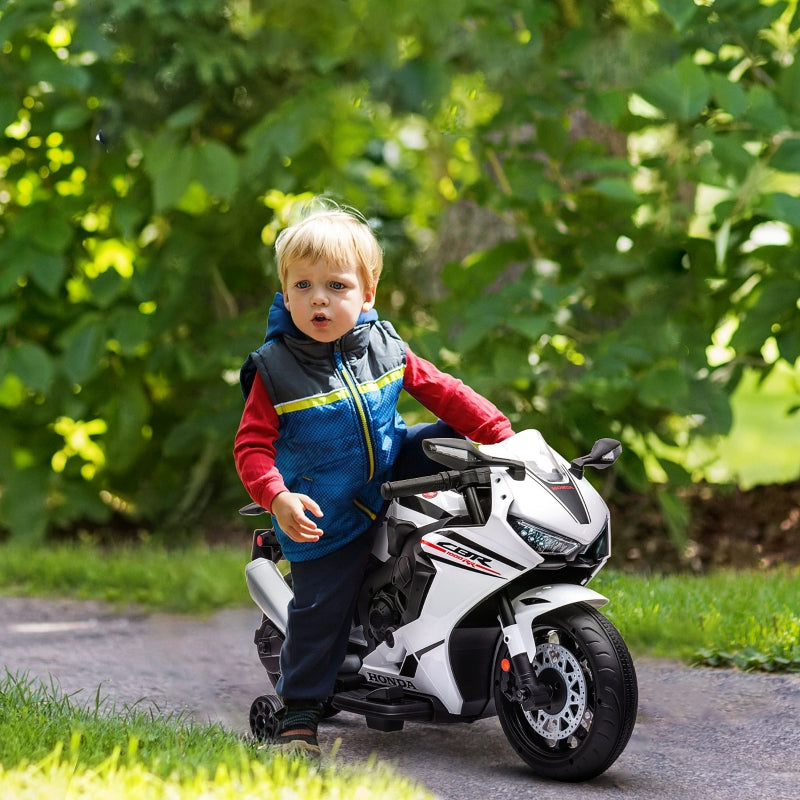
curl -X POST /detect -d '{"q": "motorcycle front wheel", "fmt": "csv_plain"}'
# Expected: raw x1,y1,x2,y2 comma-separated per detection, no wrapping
493,602,638,782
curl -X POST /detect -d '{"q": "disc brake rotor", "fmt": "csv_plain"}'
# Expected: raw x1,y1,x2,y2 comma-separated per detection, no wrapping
523,642,588,741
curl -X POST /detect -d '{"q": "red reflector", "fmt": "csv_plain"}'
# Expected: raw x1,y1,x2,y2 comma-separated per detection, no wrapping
501,658,511,672
256,535,263,546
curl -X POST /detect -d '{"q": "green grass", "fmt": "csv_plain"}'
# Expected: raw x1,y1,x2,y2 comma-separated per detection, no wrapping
594,567,800,672
0,672,433,800
0,541,252,613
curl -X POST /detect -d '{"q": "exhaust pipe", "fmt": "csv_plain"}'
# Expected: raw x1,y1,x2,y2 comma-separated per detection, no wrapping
245,558,293,635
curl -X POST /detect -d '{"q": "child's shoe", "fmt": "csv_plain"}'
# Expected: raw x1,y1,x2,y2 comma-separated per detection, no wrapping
271,701,323,761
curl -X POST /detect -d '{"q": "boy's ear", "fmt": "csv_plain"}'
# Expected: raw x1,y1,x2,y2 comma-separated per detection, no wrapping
362,285,376,311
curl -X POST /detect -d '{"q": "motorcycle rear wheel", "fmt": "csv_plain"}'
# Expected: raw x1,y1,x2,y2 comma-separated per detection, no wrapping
493,602,637,782
253,613,340,719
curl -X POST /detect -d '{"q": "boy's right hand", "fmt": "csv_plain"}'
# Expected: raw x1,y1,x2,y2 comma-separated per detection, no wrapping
270,491,324,543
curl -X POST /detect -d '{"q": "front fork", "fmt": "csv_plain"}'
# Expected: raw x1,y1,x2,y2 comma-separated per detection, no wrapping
498,594,552,710
496,584,609,712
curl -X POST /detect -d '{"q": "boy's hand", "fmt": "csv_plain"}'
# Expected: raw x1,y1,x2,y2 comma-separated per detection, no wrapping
271,491,324,543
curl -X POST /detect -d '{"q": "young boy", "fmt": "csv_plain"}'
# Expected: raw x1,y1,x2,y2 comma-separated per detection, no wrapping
234,205,512,758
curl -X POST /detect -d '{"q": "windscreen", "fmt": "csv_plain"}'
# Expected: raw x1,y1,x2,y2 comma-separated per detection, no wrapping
479,429,566,484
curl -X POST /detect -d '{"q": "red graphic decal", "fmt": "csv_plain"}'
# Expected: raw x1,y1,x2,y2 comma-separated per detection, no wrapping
421,539,502,576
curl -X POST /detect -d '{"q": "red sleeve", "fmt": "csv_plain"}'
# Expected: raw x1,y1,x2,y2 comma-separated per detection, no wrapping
233,374,288,511
403,347,514,444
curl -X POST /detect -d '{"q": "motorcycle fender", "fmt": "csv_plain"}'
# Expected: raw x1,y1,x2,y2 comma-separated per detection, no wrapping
510,584,608,661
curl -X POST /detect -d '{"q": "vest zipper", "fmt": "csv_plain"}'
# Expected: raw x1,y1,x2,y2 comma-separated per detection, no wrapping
334,344,376,482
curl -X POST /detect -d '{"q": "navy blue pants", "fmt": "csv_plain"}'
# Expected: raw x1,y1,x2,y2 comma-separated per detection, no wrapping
276,420,459,702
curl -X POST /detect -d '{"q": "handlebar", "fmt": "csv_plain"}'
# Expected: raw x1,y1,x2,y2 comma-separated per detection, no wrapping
380,470,462,500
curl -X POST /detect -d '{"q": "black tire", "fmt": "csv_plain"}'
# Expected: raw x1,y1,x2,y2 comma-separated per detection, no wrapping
249,694,282,741
254,614,284,688
493,602,638,782
253,613,340,719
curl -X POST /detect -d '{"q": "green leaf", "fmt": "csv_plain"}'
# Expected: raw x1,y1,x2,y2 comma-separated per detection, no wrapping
503,158,548,202
104,380,151,472
89,268,124,308
776,58,800,119
769,138,800,173
0,94,18,128
12,206,73,254
638,364,689,409
776,327,800,362
53,103,92,131
441,240,529,299
657,0,699,32
9,342,55,394
761,193,800,227
0,467,50,542
505,314,550,342
0,249,25,295
29,252,68,296
112,199,147,240
589,177,639,202
166,102,205,130
743,86,786,134
142,130,194,212
58,319,106,384
152,146,194,212
710,132,756,182
0,303,18,328
194,141,240,201
688,380,732,436
584,88,628,125
5,242,67,296
709,74,748,118
639,57,711,121
110,308,150,356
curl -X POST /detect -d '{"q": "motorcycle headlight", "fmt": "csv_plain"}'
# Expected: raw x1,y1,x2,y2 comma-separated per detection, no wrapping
509,517,582,557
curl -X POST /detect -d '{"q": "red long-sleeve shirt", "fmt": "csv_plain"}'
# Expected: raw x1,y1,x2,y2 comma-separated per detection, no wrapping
234,346,513,512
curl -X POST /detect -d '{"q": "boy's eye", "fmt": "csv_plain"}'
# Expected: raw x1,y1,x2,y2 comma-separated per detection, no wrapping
329,281,346,290
295,280,311,289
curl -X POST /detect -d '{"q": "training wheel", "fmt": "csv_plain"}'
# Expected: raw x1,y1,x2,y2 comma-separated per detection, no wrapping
249,694,282,741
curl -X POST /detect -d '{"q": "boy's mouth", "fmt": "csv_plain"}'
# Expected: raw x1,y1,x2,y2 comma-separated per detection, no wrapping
312,313,329,325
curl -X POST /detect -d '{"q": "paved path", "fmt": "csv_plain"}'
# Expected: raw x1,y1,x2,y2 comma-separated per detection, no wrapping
2,597,799,800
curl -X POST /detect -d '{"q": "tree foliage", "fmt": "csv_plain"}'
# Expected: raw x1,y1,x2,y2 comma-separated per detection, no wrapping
0,0,798,541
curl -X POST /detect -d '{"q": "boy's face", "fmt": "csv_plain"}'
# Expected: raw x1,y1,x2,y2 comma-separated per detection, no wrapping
283,258,376,343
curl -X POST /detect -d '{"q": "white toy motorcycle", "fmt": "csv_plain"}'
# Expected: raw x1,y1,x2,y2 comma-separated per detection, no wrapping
242,430,637,781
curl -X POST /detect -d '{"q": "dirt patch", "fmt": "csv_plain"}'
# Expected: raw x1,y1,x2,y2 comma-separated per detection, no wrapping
610,480,800,572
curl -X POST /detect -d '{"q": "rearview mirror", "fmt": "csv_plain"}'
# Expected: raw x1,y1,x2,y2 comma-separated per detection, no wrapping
569,438,622,480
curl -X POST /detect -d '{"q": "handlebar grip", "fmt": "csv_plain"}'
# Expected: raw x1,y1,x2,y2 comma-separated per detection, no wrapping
380,470,458,500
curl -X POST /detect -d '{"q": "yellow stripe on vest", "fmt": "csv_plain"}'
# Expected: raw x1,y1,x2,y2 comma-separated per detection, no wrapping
274,387,351,415
358,366,405,394
273,367,405,416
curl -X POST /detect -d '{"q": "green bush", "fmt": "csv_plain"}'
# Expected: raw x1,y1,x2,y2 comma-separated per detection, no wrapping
1,1,798,543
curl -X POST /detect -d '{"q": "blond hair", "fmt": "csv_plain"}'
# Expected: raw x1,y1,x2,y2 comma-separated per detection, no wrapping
275,208,383,291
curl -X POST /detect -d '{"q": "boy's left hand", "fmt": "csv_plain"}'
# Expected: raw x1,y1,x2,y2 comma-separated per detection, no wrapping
271,491,324,543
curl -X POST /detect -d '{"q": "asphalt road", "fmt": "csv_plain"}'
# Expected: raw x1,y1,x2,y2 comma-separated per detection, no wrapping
2,596,799,800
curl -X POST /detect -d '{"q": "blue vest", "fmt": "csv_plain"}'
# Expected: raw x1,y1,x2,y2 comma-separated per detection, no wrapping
242,314,408,562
